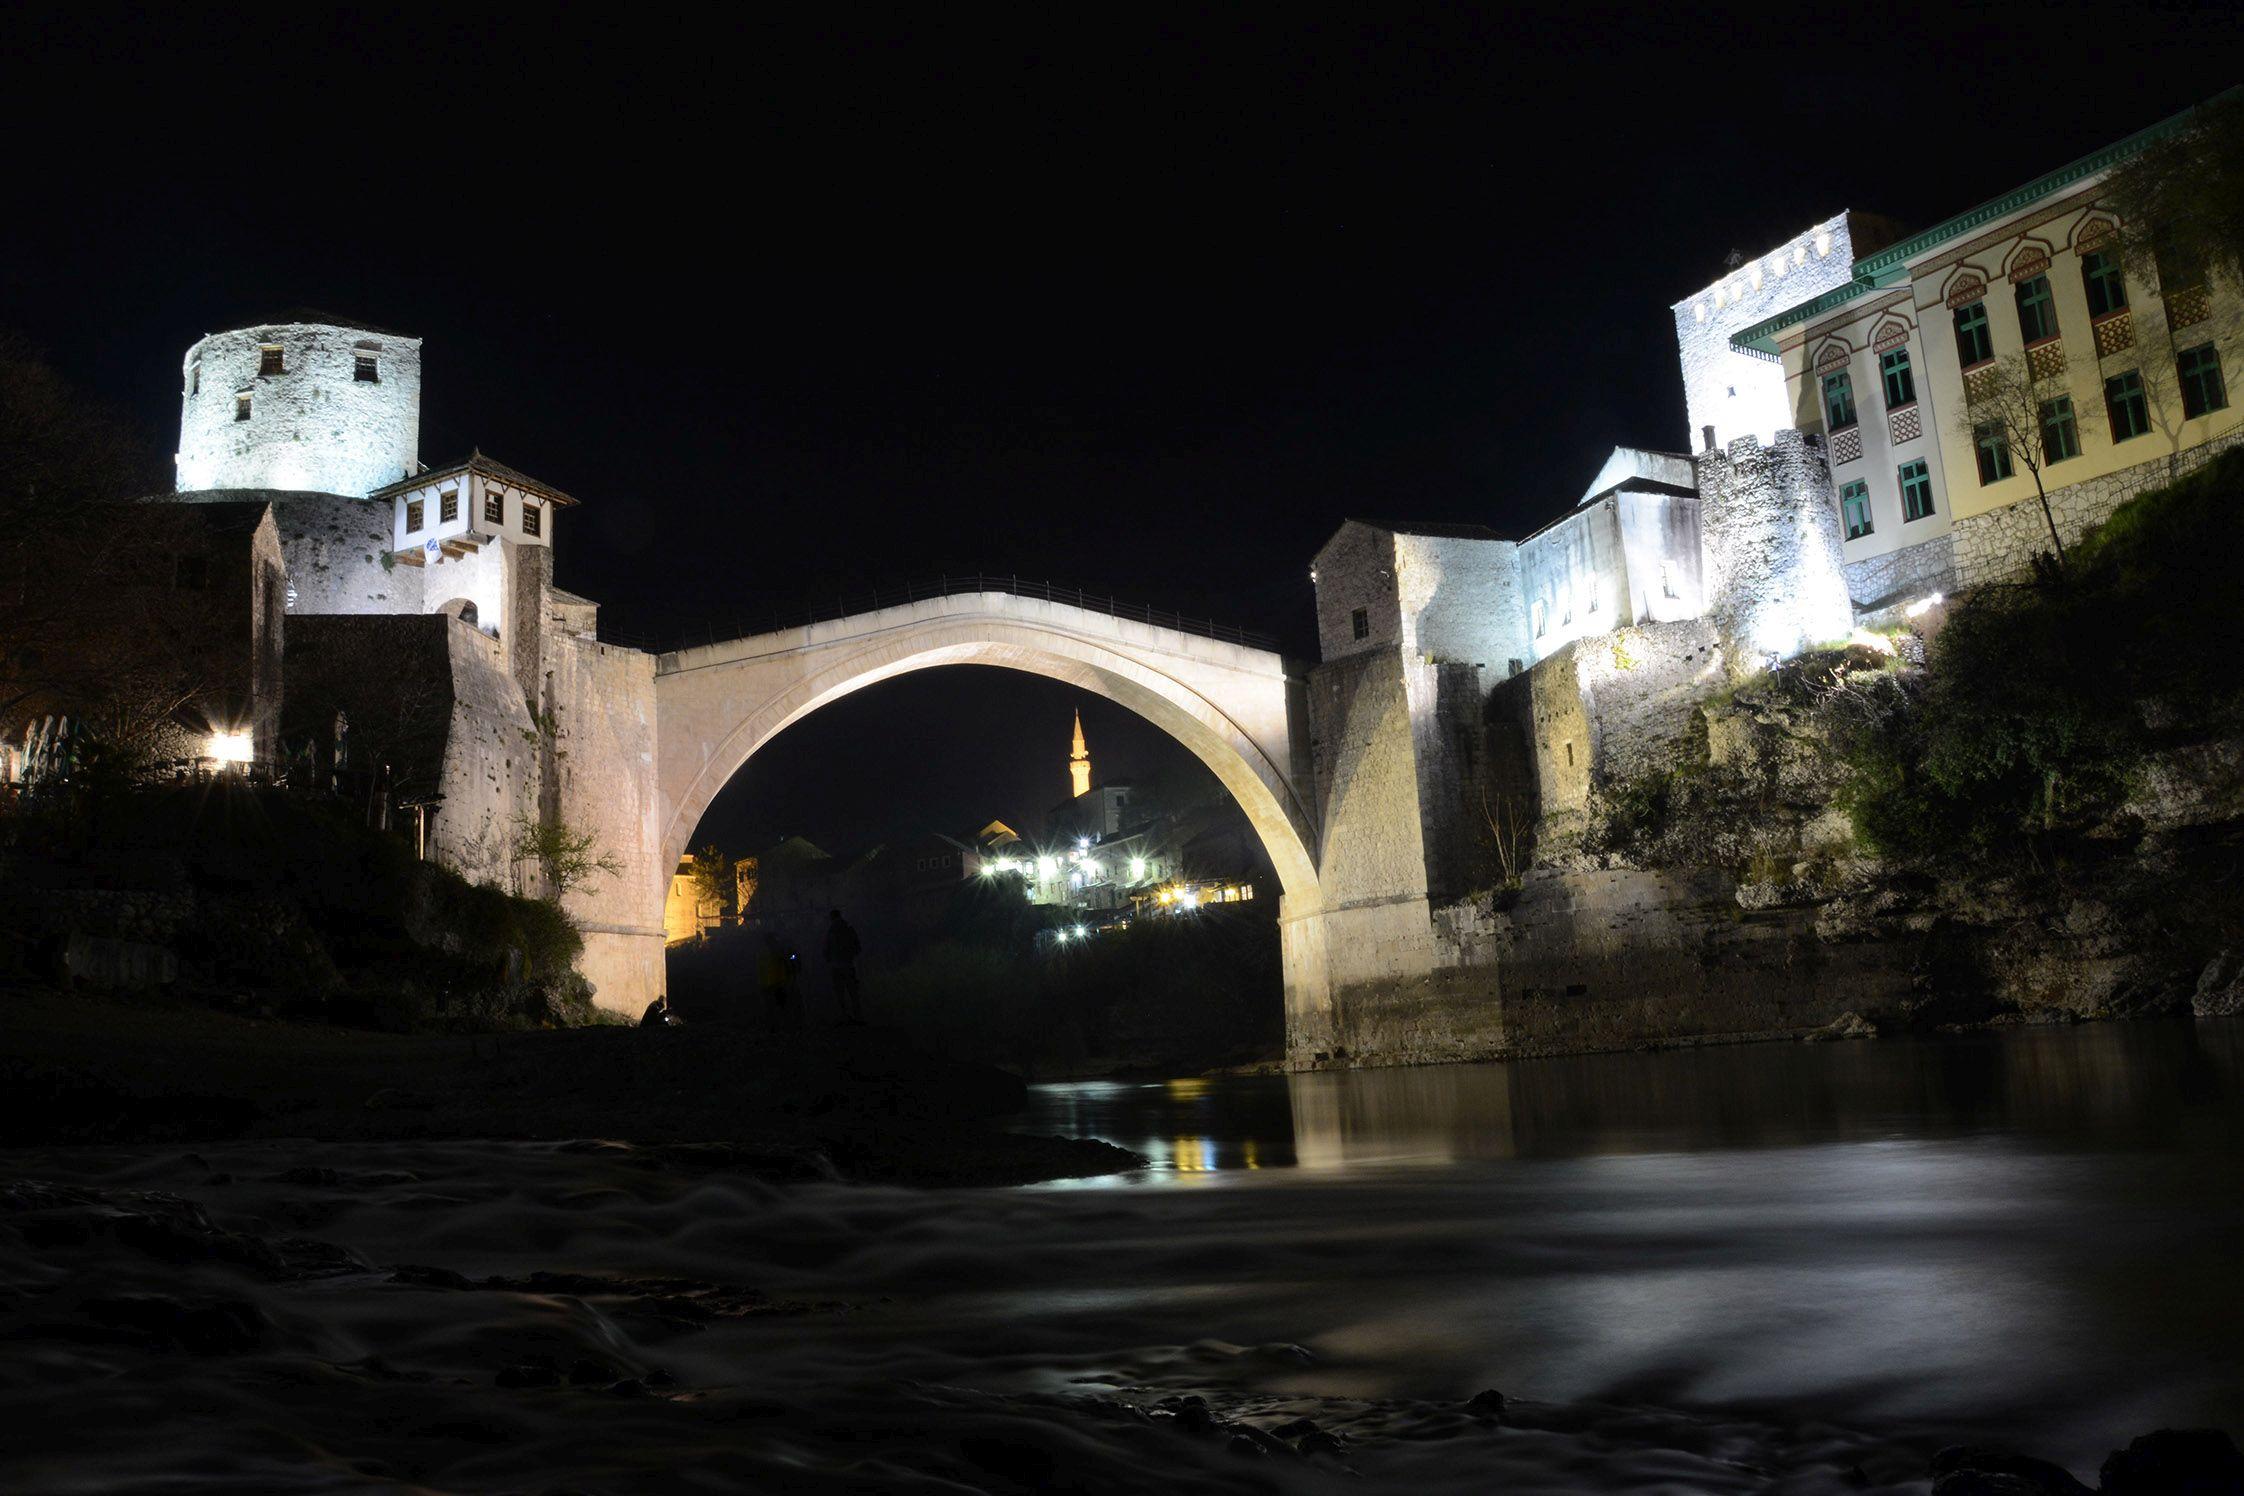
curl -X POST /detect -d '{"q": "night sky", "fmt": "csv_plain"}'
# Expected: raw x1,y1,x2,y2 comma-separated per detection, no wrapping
7,10,2237,852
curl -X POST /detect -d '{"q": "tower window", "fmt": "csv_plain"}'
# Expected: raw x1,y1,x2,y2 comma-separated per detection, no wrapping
2041,397,2081,464
1350,607,1368,640
1821,370,1858,431
1899,459,1936,521
190,360,200,396
354,353,379,382
2105,369,2150,441
1839,479,1873,540
1880,347,1915,409
2083,249,2129,318
439,488,458,524
2014,274,2058,344
405,499,424,533
522,502,542,538
234,393,252,421
1973,421,2014,485
259,345,284,376
2178,344,2227,419
1953,301,1993,368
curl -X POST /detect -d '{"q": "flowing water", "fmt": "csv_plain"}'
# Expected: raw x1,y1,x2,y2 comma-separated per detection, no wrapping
5,1020,2240,1492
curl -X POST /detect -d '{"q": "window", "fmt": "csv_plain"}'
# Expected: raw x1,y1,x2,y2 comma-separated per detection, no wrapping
2105,369,2150,442
1822,370,1858,430
2014,274,2057,344
405,498,424,533
522,502,542,537
2040,397,2080,464
259,344,284,375
1350,607,1368,640
1880,347,1915,408
439,489,459,524
2083,249,2128,318
484,489,504,526
1658,560,1679,599
189,361,200,396
2179,344,2228,419
1953,301,1994,367
354,353,379,382
1899,459,1936,521
1973,421,2013,485
1839,480,1873,540
234,393,251,421
1532,599,1548,637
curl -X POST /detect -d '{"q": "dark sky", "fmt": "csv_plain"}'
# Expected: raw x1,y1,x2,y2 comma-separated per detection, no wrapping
6,9,2237,852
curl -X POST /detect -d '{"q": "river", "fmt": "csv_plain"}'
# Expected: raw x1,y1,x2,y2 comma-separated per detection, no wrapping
5,1019,2239,1492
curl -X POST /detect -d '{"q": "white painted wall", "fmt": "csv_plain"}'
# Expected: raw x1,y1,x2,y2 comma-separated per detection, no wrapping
1671,213,1863,453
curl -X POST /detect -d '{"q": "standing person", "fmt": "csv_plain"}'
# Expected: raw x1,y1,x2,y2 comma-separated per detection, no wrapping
824,909,865,1025
758,932,800,1032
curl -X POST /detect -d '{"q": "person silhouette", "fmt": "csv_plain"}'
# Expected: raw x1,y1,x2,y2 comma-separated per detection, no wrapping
824,909,864,1024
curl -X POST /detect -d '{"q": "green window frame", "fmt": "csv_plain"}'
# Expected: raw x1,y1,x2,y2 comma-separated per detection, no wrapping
2083,249,2128,318
1880,347,1915,408
1822,369,1858,431
1898,459,1935,521
2039,396,2080,464
2179,344,2227,419
1839,479,1873,540
2014,274,2058,344
2105,369,2150,442
1973,421,2013,485
1954,301,1994,367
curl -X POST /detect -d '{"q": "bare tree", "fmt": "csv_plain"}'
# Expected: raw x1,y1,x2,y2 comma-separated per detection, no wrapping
1953,351,2072,569
2102,91,2244,296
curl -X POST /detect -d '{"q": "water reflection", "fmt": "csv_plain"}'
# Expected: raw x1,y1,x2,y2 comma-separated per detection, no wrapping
1017,1020,2244,1174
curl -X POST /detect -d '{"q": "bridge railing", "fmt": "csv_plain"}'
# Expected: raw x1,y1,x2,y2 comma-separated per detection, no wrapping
596,574,1282,655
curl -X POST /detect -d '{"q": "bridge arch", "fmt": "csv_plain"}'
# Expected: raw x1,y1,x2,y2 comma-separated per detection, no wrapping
653,595,1321,921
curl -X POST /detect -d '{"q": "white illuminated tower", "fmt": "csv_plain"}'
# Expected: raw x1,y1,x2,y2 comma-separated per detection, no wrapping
1069,710,1092,798
176,315,423,497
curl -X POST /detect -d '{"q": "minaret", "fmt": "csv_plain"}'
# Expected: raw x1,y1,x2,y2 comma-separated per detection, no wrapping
1069,710,1092,798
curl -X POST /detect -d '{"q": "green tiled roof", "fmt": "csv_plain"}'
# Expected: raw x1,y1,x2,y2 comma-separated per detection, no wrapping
1729,87,2234,356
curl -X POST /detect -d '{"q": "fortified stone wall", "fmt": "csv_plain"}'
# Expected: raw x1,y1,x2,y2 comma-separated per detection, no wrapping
1950,427,2244,587
546,631,664,1017
264,494,421,614
1844,531,1955,611
1696,431,1853,670
1393,531,1529,676
177,323,422,499
1311,522,1404,661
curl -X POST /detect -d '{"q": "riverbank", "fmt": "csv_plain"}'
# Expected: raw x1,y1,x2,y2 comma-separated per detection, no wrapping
0,984,1139,1186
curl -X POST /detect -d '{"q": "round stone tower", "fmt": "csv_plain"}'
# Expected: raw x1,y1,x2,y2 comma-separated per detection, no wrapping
175,315,422,498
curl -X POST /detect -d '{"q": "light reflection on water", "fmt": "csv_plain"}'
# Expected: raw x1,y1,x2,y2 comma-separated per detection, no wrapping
1008,1020,2244,1466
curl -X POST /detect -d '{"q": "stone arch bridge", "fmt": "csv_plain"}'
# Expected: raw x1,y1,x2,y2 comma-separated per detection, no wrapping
651,586,1345,1027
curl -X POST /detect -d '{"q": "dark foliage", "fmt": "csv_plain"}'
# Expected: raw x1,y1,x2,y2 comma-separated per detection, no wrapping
1835,449,2244,857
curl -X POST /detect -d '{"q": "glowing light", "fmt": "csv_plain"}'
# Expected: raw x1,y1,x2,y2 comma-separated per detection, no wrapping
1037,856,1057,876
1793,244,1806,267
1074,924,1088,938
1694,303,1707,323
1904,591,1944,619
1179,890,1198,910
1077,837,1090,851
1128,857,1146,879
1815,231,1833,257
1848,627,1898,656
206,730,253,765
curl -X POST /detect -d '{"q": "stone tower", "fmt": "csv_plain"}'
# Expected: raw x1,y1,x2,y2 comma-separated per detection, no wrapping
1695,429,1854,671
1069,709,1092,798
177,316,423,498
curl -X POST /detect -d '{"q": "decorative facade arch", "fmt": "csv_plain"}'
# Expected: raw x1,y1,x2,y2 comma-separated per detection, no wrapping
1940,265,1992,310
2005,235,2056,283
1869,315,1914,354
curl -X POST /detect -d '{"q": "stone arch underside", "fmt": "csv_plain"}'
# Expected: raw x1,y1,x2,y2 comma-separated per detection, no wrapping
654,614,1322,916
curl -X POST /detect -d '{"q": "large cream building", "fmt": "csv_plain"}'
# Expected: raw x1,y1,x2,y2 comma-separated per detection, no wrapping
1731,94,2239,604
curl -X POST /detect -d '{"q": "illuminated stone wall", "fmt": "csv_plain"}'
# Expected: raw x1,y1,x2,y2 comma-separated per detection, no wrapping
1670,213,1867,453
1844,531,1955,611
547,630,665,1018
1949,426,2244,588
1696,431,1855,670
177,322,422,498
1311,521,1405,661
